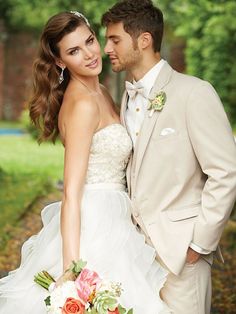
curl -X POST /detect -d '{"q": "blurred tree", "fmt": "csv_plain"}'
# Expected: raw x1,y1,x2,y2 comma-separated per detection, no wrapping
158,0,236,125
2,0,235,123
0,0,117,87
0,0,116,59
0,0,116,31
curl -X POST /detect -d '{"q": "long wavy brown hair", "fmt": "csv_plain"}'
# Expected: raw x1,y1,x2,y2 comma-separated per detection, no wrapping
29,12,92,142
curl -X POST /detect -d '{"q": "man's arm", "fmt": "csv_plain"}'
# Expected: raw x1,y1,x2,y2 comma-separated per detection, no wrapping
186,80,236,252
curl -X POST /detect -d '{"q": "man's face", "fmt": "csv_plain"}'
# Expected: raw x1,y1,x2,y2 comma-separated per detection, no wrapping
104,22,141,72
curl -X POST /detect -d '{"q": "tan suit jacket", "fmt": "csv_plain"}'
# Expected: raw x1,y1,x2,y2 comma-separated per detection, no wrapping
121,62,236,275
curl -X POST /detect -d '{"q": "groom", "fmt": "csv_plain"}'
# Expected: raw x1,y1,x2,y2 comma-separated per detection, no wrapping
102,0,236,313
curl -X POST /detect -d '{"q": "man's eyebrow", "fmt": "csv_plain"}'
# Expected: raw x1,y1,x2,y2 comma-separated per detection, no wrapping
106,35,121,39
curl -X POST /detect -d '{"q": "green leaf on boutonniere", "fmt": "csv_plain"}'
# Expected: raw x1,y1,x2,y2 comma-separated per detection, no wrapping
148,91,166,117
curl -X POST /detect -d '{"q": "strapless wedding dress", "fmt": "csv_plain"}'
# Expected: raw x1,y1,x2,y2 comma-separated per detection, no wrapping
0,124,170,314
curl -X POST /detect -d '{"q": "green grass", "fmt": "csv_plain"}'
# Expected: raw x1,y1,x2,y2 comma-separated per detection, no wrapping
0,134,64,177
0,133,64,244
0,171,51,245
0,120,23,129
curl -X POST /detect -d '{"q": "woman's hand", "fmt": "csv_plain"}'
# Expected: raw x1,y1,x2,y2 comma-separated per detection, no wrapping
55,270,76,288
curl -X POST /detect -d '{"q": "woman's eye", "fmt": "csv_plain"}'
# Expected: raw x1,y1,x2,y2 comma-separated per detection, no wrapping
88,37,95,44
70,49,79,55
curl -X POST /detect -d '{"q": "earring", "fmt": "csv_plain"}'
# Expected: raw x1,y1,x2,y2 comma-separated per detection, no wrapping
59,67,65,84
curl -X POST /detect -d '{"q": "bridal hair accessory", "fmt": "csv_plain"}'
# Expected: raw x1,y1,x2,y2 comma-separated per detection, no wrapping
59,66,65,84
148,91,166,117
70,10,90,26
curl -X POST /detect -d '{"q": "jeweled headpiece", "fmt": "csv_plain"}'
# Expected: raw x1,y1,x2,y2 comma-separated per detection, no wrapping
70,11,90,27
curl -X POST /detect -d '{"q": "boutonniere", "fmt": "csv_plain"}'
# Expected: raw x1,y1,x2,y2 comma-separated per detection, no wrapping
148,91,166,117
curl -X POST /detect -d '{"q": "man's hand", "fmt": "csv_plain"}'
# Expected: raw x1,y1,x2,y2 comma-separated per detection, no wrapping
186,247,201,264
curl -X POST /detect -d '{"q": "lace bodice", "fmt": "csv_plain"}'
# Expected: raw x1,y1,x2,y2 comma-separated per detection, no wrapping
86,124,132,185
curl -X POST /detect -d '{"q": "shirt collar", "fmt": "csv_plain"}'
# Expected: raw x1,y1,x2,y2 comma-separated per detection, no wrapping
134,59,166,97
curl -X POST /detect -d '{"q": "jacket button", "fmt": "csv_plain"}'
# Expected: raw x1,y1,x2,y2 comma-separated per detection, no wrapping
134,212,139,218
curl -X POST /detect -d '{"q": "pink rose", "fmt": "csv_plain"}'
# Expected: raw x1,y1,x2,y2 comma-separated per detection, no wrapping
75,268,101,305
62,297,85,314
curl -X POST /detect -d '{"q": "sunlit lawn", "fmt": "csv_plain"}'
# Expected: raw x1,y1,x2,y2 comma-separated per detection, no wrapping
0,131,64,244
0,134,64,177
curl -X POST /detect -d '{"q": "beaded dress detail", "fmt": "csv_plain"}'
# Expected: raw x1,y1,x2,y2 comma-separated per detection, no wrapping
86,124,132,185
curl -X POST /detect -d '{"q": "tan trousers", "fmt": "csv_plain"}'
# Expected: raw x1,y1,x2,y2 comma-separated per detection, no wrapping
161,257,212,314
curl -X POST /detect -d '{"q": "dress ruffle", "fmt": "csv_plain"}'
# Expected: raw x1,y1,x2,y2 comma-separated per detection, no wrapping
0,185,170,313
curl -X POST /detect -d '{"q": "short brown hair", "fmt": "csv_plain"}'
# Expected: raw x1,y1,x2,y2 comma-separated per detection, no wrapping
102,0,164,52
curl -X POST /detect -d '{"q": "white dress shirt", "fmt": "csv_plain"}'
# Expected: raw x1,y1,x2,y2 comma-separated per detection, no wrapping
125,59,211,256
125,59,166,146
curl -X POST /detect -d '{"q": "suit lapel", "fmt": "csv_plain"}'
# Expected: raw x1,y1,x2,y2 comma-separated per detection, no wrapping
120,91,133,193
120,91,129,128
132,62,174,189
132,106,160,180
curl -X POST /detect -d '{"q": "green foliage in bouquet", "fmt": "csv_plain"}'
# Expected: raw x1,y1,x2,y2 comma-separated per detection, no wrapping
69,259,87,275
34,270,55,290
93,290,118,313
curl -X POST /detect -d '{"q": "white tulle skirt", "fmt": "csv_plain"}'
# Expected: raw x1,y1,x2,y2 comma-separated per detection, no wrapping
0,183,170,314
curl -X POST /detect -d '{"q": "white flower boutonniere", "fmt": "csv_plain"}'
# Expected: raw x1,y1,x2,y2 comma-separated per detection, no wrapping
148,91,166,117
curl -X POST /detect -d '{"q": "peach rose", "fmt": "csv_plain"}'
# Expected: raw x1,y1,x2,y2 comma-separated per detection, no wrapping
62,297,85,314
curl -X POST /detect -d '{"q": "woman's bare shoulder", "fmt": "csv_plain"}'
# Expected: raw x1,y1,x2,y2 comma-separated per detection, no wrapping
100,83,112,98
62,88,99,119
59,89,100,141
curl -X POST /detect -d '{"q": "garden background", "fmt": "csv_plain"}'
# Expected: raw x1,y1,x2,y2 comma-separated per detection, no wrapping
0,1,235,313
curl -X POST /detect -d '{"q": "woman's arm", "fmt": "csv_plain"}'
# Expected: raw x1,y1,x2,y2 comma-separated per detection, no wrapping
61,96,99,272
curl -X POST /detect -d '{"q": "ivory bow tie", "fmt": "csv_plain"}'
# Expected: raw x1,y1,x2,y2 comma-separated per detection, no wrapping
125,81,145,99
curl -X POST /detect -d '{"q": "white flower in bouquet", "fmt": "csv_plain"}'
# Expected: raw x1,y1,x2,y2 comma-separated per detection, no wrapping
47,281,78,312
99,281,123,297
47,307,61,314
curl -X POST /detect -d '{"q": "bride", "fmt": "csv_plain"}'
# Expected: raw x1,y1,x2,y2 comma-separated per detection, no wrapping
0,11,170,314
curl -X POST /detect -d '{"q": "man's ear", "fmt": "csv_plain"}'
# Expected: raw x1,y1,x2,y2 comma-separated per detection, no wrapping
138,32,152,50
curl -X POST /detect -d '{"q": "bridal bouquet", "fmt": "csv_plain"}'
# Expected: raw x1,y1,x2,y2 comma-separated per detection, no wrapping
34,260,133,314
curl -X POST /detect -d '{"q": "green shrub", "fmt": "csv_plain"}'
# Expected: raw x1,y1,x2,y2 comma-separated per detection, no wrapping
20,109,39,140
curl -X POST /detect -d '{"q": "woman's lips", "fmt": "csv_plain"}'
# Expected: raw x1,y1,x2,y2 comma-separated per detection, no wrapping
86,59,98,68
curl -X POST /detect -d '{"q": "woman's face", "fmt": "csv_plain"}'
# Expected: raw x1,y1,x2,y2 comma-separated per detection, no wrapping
57,24,102,78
